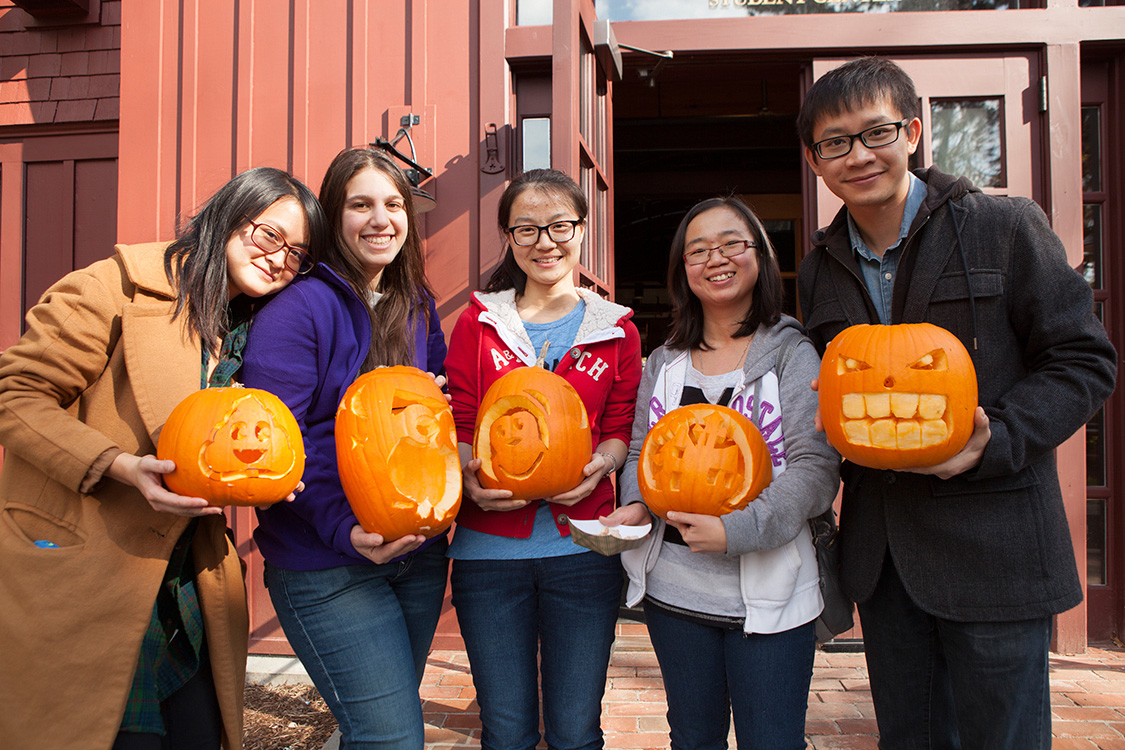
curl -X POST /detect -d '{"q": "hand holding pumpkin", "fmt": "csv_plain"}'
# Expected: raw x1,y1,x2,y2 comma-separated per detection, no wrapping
460,452,526,512
665,510,728,554
349,524,425,564
546,447,621,507
902,406,991,479
107,453,224,517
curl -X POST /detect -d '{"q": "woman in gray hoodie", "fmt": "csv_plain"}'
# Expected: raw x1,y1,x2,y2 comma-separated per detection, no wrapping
605,196,839,749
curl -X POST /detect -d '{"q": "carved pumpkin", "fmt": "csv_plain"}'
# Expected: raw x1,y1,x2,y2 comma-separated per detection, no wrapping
637,404,772,519
474,366,592,501
818,323,978,469
336,366,461,539
158,386,304,507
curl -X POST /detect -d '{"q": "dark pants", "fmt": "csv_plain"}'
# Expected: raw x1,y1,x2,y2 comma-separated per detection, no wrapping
859,553,1052,750
112,657,222,750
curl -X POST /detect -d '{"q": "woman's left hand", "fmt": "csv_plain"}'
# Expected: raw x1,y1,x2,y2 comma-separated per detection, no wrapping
427,372,452,404
665,510,728,554
546,452,616,507
349,524,425,564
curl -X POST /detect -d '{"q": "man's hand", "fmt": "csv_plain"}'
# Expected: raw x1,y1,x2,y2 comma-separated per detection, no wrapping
905,407,991,480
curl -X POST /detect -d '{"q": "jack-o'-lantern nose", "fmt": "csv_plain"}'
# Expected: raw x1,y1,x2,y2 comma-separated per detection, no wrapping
884,376,895,388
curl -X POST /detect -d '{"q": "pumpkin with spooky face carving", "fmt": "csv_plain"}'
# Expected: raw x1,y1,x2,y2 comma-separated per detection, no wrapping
637,404,772,519
474,366,592,501
158,386,305,506
818,323,978,470
336,366,462,539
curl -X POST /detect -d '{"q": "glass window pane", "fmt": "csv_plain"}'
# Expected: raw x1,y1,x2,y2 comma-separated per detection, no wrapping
580,163,593,270
1087,498,1107,585
764,220,797,274
595,0,1026,20
931,99,1004,188
1082,106,1102,193
1082,204,1102,289
517,0,551,25
522,118,551,172
1087,405,1107,488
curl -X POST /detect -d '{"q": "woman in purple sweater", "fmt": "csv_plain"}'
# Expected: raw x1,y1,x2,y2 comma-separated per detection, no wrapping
242,148,447,749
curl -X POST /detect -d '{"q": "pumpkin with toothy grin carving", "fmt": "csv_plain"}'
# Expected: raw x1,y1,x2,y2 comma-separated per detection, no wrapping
818,323,977,470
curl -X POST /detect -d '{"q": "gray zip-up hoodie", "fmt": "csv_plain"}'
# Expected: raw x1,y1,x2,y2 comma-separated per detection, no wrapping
619,315,840,634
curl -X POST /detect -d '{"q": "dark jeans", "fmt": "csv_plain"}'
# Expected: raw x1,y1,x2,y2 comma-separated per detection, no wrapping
112,656,222,750
859,553,1052,749
266,538,450,750
451,552,623,750
643,601,815,750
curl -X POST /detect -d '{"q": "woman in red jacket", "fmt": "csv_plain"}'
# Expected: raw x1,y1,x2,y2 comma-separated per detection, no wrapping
445,169,641,750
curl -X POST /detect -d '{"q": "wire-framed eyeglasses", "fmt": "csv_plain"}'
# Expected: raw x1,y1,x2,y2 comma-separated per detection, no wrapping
683,239,755,266
247,219,314,274
506,220,582,247
811,119,909,160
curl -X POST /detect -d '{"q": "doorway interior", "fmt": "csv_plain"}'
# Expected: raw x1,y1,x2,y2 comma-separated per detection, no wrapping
612,58,806,356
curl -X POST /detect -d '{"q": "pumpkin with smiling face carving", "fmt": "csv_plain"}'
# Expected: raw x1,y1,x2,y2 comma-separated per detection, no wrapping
474,366,592,501
158,386,305,506
637,404,772,519
336,366,462,540
818,323,978,470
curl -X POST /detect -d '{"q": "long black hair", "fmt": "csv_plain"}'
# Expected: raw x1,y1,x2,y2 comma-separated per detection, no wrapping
164,166,326,353
318,147,435,371
664,196,783,352
484,169,588,295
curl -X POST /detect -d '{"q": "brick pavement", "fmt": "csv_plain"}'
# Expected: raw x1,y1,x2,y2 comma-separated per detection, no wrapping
418,622,1125,749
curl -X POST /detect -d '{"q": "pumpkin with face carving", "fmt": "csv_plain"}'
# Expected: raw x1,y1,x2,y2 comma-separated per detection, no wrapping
474,366,592,501
158,386,304,506
336,366,462,539
637,404,772,519
818,323,978,469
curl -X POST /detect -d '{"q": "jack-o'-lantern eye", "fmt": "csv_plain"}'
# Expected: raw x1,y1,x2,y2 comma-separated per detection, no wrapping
908,349,948,371
255,422,270,440
230,421,248,440
836,356,871,374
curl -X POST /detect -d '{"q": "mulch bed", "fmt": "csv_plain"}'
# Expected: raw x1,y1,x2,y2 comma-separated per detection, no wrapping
243,682,337,750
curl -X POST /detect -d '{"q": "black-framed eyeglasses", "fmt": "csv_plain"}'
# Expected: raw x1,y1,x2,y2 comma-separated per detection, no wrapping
506,219,582,247
811,119,909,160
247,219,314,274
683,239,755,266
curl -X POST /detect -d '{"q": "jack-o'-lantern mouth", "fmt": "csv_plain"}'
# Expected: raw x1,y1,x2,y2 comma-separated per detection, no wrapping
839,392,951,449
234,448,267,464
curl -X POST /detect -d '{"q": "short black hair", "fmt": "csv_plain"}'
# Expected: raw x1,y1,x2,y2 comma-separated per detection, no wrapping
797,57,919,151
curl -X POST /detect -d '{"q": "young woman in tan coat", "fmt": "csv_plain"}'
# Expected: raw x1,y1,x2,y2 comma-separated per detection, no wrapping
0,167,327,750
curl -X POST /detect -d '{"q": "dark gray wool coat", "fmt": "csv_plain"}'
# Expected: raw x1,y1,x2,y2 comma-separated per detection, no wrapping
798,166,1117,622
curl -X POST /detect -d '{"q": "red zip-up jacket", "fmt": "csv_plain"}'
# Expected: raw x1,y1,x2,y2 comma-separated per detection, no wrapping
446,288,642,538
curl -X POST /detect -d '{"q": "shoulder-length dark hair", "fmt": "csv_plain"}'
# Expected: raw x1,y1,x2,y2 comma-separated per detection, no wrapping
664,196,783,352
164,166,327,353
318,147,435,371
483,169,588,295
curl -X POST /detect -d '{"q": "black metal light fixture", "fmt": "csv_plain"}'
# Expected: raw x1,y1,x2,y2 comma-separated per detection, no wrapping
370,115,436,213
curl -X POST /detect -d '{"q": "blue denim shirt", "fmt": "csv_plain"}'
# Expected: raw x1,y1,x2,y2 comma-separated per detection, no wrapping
848,172,927,324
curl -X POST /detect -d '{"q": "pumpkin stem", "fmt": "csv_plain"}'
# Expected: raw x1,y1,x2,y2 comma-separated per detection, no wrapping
535,341,551,369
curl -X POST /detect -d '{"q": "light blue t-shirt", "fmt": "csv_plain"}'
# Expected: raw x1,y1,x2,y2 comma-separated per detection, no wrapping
448,300,590,560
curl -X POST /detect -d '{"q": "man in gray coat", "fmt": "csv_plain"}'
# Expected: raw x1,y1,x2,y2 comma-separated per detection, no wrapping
796,57,1116,748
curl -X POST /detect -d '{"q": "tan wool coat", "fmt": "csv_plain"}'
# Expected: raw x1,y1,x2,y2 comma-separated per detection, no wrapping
0,243,249,750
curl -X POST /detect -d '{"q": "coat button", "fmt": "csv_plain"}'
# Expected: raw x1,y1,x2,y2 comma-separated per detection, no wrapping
570,349,581,359
557,514,570,526
883,472,897,485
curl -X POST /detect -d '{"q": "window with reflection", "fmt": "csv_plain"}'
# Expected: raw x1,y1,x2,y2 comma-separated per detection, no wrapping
593,0,1028,21
517,0,551,24
930,98,1004,188
1088,498,1107,585
1083,205,1103,289
522,118,551,172
1082,106,1102,192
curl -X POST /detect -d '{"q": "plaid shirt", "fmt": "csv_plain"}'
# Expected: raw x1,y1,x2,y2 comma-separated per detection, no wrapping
119,316,249,735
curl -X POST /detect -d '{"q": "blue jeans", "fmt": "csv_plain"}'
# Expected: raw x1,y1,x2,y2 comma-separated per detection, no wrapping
858,554,1052,749
642,601,815,750
451,552,623,750
265,538,449,750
